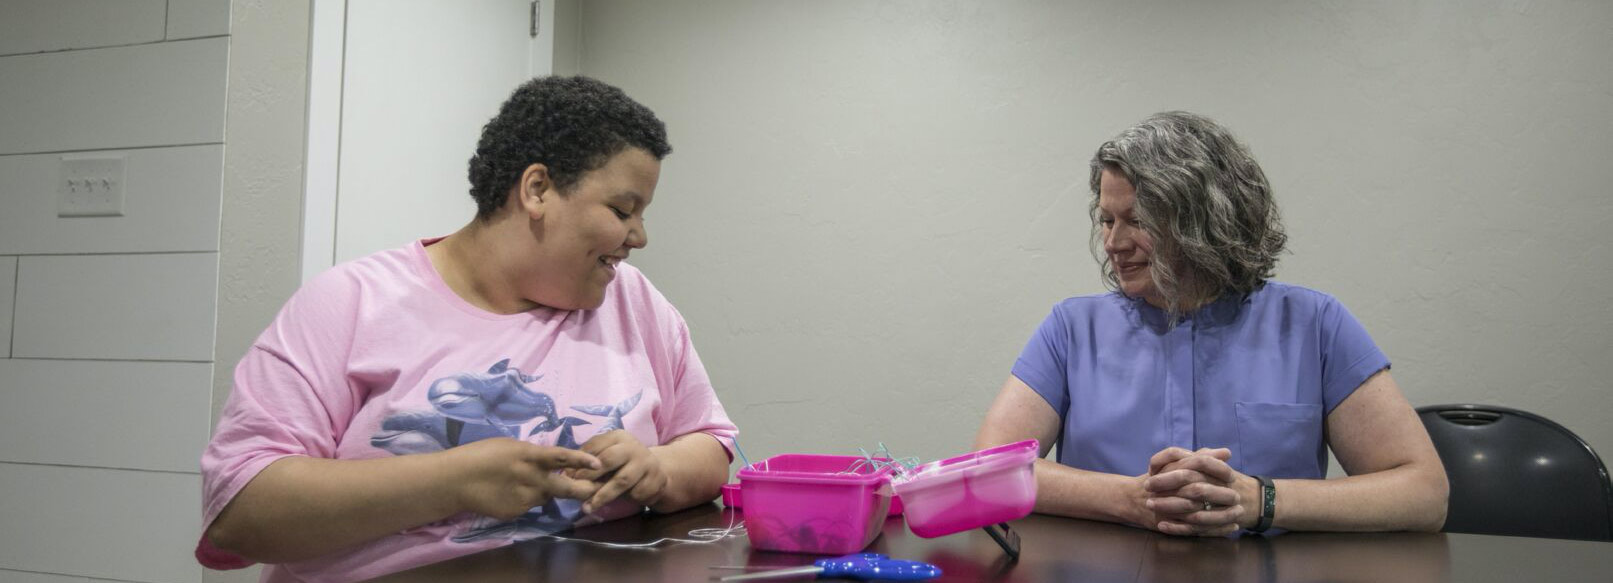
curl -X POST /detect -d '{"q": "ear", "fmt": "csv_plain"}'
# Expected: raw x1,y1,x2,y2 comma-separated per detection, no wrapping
513,163,555,220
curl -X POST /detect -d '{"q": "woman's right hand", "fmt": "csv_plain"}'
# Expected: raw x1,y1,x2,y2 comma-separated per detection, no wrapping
444,438,603,520
1129,447,1245,536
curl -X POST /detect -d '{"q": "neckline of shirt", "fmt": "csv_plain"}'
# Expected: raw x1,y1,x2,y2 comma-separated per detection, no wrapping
1123,288,1253,331
410,237,562,323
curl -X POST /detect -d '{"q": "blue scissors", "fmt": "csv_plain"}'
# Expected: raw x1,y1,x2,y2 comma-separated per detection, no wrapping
716,553,941,581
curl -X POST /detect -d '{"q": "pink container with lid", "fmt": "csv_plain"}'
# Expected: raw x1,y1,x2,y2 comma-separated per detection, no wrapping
891,439,1039,538
737,454,895,554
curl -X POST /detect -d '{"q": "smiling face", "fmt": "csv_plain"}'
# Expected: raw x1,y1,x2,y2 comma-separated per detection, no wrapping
1097,168,1161,304
521,147,660,310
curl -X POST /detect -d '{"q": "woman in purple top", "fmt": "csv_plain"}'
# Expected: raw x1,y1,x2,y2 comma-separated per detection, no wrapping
975,112,1448,536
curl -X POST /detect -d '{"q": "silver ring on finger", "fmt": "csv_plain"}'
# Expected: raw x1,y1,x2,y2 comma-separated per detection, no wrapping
1203,501,1214,511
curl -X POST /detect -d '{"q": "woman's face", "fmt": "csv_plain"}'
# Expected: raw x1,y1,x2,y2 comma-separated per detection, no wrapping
524,147,660,310
1098,168,1160,303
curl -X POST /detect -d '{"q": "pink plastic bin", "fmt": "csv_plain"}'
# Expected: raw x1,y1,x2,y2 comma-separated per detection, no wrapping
722,478,904,514
737,454,895,554
892,439,1038,538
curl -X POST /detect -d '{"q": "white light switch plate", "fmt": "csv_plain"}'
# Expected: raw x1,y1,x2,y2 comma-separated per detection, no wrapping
58,154,127,217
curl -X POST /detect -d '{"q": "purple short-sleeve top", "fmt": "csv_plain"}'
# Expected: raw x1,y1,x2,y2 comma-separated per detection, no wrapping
1011,281,1389,479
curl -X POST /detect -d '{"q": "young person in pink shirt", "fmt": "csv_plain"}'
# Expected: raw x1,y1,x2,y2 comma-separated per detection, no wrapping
198,76,738,582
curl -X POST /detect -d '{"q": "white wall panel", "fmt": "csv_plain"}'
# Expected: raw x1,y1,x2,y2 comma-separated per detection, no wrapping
333,0,534,263
0,146,224,255
168,0,232,40
12,254,218,361
0,257,13,357
0,37,228,155
0,463,200,583
0,360,212,472
0,0,166,56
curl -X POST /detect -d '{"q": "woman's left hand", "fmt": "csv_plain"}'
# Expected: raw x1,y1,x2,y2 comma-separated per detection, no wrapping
570,430,669,514
1143,448,1258,536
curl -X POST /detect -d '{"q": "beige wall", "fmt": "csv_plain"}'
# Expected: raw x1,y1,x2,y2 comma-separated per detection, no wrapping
0,0,307,580
574,1,1613,467
0,0,231,580
205,1,313,581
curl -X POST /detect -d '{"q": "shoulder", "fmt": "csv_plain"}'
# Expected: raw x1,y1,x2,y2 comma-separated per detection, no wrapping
1047,291,1131,321
1240,281,1373,339
602,262,687,326
293,245,419,308
1247,281,1346,315
265,245,424,340
604,262,668,306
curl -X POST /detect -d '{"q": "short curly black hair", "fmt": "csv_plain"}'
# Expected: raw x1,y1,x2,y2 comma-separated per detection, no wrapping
467,76,671,219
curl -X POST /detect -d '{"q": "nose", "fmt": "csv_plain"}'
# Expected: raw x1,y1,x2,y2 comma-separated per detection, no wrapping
625,218,648,250
1103,222,1133,256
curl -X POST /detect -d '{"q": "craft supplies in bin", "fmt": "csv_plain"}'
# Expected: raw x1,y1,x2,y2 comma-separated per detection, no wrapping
891,440,1038,539
736,454,896,554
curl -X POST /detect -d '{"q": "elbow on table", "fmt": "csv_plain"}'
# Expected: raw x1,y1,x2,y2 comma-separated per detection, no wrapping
203,516,302,565
650,476,725,514
1412,466,1451,533
203,518,259,563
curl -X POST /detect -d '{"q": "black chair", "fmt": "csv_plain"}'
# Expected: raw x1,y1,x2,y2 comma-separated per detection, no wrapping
1417,404,1613,541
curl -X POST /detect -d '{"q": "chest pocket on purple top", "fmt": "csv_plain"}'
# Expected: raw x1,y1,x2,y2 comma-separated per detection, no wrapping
1234,402,1325,479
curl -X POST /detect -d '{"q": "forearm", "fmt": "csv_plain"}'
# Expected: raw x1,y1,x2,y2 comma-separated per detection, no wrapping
206,453,464,563
1032,459,1146,526
647,433,730,513
1266,461,1447,532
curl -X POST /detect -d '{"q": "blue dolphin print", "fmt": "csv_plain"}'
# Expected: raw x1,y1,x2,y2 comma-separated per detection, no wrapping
428,359,556,428
451,501,581,543
372,410,513,454
570,391,642,433
370,410,449,455
529,415,592,449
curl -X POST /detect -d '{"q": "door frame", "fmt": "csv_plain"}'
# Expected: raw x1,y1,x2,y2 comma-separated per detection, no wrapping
298,0,558,282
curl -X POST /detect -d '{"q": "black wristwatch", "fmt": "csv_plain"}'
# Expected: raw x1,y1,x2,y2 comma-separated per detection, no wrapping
1250,474,1275,533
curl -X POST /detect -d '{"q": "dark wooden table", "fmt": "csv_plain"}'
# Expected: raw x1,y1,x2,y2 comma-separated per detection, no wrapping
370,504,1613,582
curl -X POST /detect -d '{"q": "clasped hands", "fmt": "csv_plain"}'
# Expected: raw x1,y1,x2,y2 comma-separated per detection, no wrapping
452,430,667,521
1134,446,1260,536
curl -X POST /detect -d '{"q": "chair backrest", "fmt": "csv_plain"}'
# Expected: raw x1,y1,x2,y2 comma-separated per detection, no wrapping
1417,404,1613,541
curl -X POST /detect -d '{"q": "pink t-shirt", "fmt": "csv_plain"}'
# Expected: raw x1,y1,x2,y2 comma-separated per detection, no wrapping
200,238,738,582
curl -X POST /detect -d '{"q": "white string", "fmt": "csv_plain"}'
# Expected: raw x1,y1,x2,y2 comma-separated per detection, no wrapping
533,513,746,550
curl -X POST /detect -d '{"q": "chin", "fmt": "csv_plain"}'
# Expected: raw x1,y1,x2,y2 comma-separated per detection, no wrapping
1121,284,1158,300
576,290,608,310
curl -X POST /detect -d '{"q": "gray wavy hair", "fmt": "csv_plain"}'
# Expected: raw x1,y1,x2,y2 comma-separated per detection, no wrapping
1088,111,1287,316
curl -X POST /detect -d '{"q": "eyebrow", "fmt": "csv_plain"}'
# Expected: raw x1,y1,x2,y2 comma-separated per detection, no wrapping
1097,204,1131,216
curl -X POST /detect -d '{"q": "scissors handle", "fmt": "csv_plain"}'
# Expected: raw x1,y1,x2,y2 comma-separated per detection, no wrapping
816,553,942,581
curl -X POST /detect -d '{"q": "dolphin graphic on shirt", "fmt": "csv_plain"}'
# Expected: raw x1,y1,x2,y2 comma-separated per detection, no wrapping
528,415,592,448
427,359,556,429
371,410,510,455
570,390,642,433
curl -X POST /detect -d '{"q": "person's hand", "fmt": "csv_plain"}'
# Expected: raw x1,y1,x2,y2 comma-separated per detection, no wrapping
569,430,668,514
445,437,603,520
1141,447,1252,536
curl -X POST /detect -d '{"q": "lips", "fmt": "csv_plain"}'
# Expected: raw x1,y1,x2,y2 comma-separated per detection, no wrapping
1117,261,1149,273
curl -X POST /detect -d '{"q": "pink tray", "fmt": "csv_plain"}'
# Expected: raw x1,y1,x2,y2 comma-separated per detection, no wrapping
892,440,1038,538
737,454,896,554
